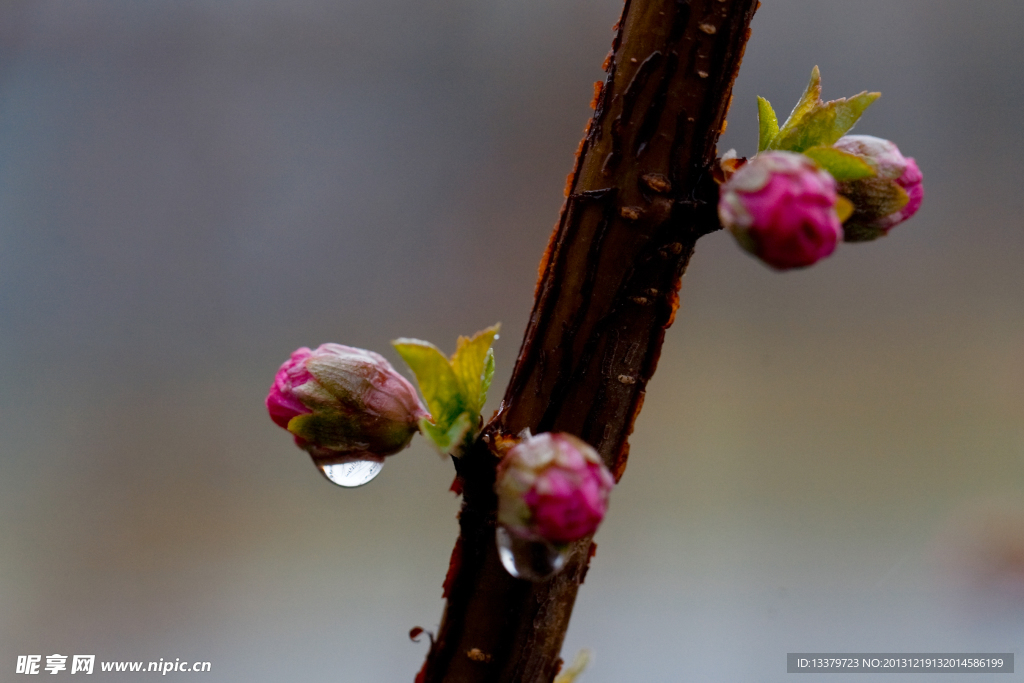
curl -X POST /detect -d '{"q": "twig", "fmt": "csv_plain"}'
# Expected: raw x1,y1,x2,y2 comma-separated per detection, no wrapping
419,1,758,680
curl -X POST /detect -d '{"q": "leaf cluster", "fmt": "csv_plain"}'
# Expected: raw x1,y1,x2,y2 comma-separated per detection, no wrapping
757,66,880,182
393,325,499,456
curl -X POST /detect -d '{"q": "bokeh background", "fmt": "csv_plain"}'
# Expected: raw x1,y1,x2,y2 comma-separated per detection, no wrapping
1,0,1022,680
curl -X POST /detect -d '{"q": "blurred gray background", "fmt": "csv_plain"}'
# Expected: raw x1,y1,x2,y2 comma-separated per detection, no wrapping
1,0,1022,680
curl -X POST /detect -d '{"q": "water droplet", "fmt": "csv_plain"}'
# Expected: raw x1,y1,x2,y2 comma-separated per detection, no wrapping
496,526,569,581
318,459,383,487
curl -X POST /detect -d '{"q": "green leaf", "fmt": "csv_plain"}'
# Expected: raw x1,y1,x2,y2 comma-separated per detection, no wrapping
789,92,880,151
553,649,591,683
394,324,501,457
774,65,823,145
771,66,880,152
392,338,464,430
830,91,880,140
803,146,876,181
757,96,779,152
418,412,472,457
479,348,495,412
450,324,500,416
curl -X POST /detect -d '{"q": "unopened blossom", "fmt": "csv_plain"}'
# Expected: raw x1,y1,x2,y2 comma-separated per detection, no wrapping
718,150,842,270
833,135,923,242
266,344,429,461
496,432,614,544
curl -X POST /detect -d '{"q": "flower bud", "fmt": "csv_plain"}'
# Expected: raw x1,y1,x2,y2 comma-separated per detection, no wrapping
718,150,842,270
496,432,614,544
832,135,923,242
266,344,429,462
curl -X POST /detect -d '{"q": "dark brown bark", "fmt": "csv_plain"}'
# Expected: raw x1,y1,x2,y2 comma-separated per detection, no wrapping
419,1,758,681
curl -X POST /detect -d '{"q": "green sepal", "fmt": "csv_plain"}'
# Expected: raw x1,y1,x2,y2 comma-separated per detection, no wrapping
769,66,880,152
756,96,780,152
835,195,855,223
288,412,356,449
392,338,465,431
840,182,910,242
286,413,328,444
418,412,473,457
867,181,910,216
450,324,500,417
803,145,876,181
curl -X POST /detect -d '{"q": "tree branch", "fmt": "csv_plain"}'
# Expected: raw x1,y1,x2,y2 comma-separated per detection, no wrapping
419,1,758,681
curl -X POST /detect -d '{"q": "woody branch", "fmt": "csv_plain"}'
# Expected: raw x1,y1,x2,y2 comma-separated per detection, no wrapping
418,1,759,681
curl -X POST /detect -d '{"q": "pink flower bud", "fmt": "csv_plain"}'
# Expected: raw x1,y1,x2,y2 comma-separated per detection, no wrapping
266,344,429,462
496,432,614,544
833,135,923,242
718,151,842,270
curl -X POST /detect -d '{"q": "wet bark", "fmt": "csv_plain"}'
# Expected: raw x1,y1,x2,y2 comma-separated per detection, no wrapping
419,1,758,681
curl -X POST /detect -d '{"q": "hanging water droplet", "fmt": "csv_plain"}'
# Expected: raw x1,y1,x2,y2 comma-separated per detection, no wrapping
496,526,569,581
317,459,383,487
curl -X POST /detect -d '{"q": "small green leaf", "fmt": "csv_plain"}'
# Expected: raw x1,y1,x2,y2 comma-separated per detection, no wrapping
394,325,501,456
778,92,879,151
392,338,464,430
450,324,500,416
418,412,472,457
830,91,880,140
553,649,591,683
757,96,779,152
775,65,823,143
771,66,880,152
803,146,876,181
479,348,495,412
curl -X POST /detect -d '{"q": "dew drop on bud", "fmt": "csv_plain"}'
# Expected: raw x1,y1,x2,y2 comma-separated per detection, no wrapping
317,460,383,487
495,526,569,581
